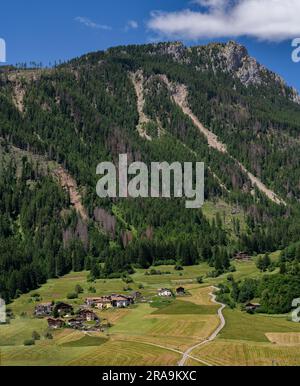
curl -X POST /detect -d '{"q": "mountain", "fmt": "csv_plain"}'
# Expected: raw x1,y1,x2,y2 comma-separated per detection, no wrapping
1,40,300,303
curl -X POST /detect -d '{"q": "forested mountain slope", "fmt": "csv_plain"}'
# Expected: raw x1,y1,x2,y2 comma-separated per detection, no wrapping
1,40,300,302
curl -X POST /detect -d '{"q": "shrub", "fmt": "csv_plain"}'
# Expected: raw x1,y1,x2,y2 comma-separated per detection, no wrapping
75,284,84,294
45,332,53,340
24,339,35,346
175,265,184,271
32,331,41,340
67,292,78,299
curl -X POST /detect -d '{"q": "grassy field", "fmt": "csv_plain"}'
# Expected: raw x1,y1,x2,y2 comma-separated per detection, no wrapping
220,309,300,342
191,339,300,366
1,257,300,366
190,307,300,366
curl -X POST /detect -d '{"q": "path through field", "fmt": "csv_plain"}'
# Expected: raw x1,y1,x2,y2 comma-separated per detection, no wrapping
178,286,226,367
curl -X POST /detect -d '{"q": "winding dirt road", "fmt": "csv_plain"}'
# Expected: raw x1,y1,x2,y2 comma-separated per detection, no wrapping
178,286,226,367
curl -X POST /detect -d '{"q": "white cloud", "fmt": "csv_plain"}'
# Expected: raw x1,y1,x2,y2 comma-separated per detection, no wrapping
124,20,139,32
127,20,139,29
148,0,300,42
75,17,112,31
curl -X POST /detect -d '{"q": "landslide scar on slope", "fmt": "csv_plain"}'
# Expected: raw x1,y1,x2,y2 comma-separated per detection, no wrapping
159,74,285,206
130,71,152,141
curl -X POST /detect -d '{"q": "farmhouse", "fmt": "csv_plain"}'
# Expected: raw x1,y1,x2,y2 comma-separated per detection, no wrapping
47,318,64,329
176,287,185,296
78,309,99,322
111,295,131,308
245,302,261,312
234,252,251,261
158,288,172,297
67,318,84,329
35,302,53,317
85,297,104,307
85,295,134,309
55,302,73,316
94,297,113,310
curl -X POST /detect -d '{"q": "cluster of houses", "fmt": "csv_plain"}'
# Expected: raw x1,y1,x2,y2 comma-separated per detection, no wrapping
85,293,141,309
34,293,140,331
34,288,187,331
34,301,100,331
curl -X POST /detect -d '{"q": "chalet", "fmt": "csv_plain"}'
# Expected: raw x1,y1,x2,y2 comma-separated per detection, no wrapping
96,299,113,310
47,318,64,329
85,294,134,309
85,297,112,309
234,252,251,261
158,288,172,297
35,302,53,317
111,295,130,308
55,302,73,316
85,297,105,307
94,296,112,310
176,287,185,296
78,309,99,322
245,302,261,312
67,318,84,329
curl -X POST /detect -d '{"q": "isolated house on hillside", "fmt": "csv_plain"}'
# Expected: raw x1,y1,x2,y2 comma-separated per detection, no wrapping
35,302,53,317
158,288,172,297
245,302,261,312
234,252,251,261
176,287,185,296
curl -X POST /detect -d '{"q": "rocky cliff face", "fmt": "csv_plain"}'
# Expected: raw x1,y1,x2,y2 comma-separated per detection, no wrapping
148,40,299,104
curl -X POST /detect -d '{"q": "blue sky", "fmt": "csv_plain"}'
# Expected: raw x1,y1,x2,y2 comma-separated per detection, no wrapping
1,0,300,91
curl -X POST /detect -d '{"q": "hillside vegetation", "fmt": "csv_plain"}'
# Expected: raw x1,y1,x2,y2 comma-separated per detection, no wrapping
1,41,300,317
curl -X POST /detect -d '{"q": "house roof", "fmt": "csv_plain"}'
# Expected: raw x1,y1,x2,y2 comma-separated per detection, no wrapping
86,297,111,302
111,296,129,301
37,302,52,307
79,309,96,315
56,302,73,308
245,302,261,307
47,318,63,324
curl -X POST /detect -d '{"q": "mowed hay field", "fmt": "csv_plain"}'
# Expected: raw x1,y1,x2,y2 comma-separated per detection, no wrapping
109,298,220,351
0,339,181,366
190,309,300,366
